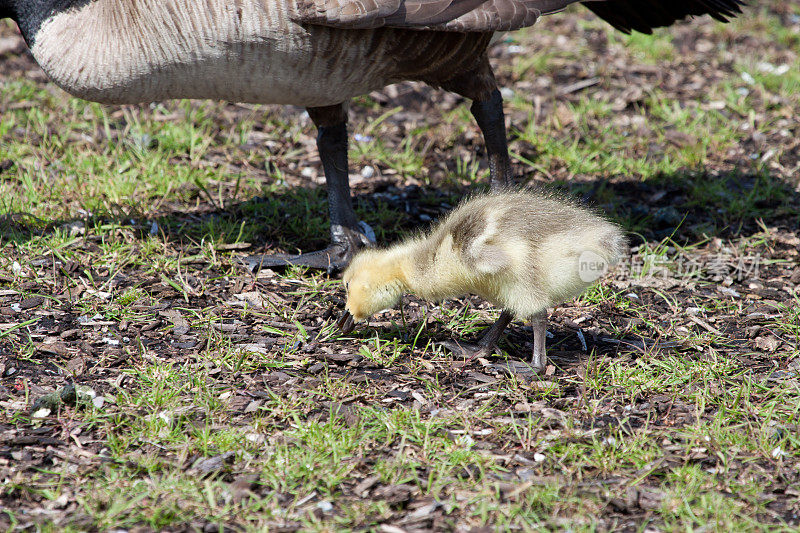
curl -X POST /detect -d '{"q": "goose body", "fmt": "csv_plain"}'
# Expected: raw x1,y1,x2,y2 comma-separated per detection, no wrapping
22,0,491,107
341,190,626,369
1,0,742,270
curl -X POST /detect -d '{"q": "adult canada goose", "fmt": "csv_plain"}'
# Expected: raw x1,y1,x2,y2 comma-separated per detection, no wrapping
0,0,742,270
339,189,626,370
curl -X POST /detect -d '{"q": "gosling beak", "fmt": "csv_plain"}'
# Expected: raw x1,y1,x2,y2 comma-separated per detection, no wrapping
336,311,356,335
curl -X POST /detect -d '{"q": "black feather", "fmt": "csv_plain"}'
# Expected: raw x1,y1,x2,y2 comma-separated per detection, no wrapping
582,0,745,34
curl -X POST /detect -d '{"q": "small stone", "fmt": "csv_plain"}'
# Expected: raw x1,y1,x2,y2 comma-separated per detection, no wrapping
360,165,375,179
718,286,740,298
746,325,761,338
191,452,235,474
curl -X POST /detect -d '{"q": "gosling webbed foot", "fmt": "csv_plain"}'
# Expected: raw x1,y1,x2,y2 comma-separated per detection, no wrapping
493,359,543,377
439,339,496,366
441,309,514,367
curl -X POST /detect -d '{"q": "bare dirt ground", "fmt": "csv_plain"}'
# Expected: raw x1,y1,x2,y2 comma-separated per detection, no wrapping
1,3,799,531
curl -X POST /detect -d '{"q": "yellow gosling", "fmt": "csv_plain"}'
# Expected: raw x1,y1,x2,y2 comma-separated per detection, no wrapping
340,189,627,371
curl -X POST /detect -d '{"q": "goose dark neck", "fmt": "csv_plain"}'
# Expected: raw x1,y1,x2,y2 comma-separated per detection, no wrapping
0,1,11,20
3,0,90,46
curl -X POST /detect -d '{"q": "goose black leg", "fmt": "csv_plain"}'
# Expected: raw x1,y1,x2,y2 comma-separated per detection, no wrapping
442,57,513,190
470,88,512,190
244,104,373,273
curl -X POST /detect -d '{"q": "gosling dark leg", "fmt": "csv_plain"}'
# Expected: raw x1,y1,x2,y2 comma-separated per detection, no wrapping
470,88,512,190
475,309,514,354
442,309,514,365
530,311,548,372
244,103,372,273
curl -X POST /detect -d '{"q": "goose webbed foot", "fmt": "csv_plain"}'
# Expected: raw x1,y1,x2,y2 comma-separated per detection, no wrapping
243,244,352,273
243,222,373,274
245,102,375,274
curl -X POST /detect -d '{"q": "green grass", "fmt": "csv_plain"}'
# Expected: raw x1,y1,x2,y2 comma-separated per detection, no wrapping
2,2,800,531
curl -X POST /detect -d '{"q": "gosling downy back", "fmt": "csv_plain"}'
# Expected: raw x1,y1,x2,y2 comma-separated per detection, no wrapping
404,189,627,319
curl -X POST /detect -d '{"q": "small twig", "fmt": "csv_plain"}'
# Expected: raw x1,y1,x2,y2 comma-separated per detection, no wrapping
687,315,722,336
557,77,600,96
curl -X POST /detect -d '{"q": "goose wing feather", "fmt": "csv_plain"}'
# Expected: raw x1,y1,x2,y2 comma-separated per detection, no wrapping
581,0,746,34
293,0,744,32
292,0,577,31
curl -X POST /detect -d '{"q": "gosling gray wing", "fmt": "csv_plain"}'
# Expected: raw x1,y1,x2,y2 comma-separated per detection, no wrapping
292,0,577,32
293,0,744,32
449,209,514,275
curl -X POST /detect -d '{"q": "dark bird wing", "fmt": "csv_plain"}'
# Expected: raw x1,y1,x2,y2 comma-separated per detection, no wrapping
293,0,745,33
581,0,745,34
292,0,578,32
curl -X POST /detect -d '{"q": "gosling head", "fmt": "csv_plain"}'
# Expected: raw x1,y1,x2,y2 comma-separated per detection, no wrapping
340,249,406,327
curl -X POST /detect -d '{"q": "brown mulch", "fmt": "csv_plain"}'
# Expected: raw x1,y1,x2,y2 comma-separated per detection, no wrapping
2,3,800,530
